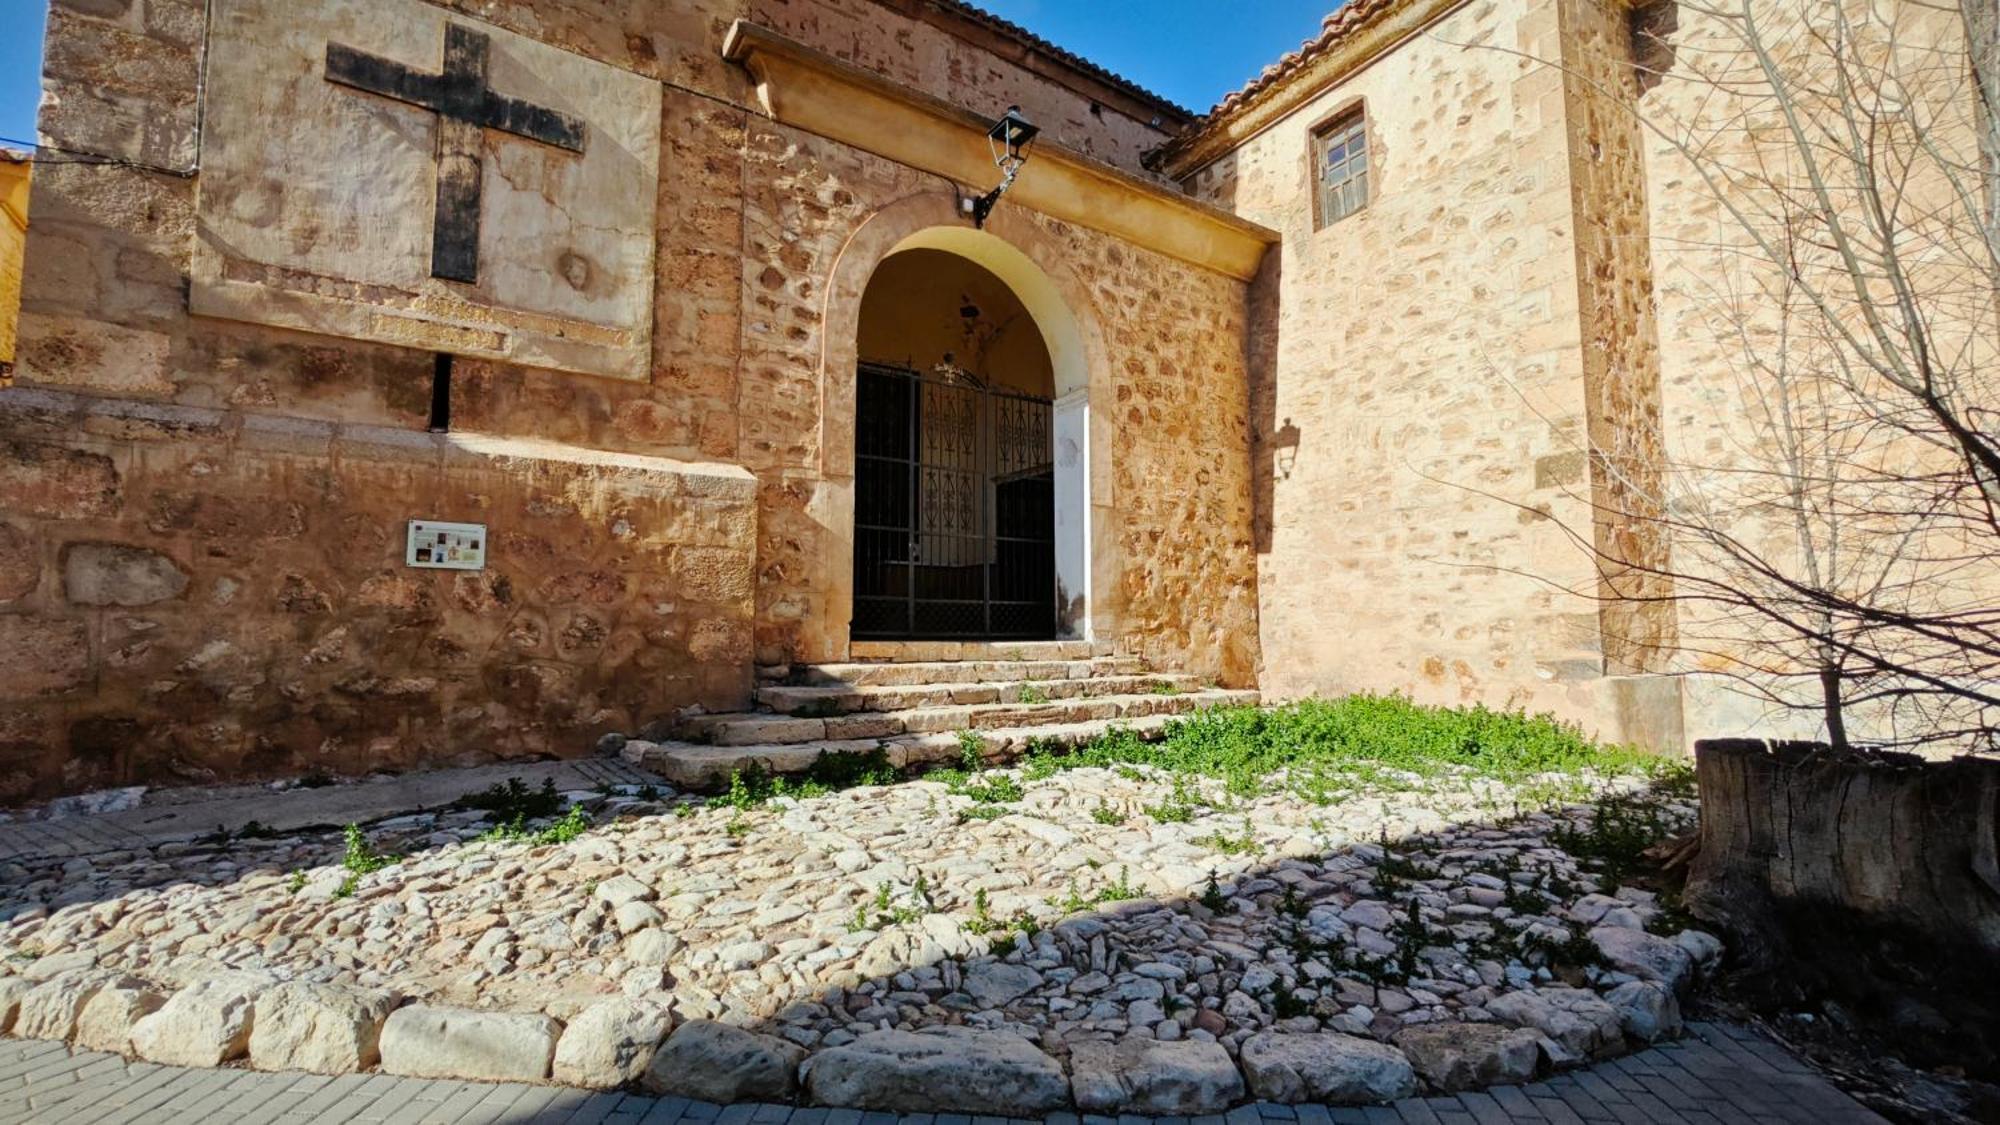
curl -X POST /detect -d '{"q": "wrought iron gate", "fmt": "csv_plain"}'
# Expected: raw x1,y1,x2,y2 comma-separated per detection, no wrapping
853,361,1056,639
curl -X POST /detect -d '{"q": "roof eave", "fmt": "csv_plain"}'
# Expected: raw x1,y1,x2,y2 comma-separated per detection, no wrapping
1152,0,1470,180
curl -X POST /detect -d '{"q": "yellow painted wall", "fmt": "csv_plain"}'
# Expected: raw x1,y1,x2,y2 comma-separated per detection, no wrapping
0,152,28,375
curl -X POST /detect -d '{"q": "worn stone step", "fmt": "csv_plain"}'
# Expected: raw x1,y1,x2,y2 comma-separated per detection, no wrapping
681,688,1257,748
797,656,1146,689
847,639,1103,662
624,711,1195,790
757,672,1207,716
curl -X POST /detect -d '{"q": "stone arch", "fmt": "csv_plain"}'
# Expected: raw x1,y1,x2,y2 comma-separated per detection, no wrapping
804,190,1112,660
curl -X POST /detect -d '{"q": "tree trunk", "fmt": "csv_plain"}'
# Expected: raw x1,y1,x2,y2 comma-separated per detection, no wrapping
1817,661,1848,753
1966,0,2000,249
1687,739,2000,1074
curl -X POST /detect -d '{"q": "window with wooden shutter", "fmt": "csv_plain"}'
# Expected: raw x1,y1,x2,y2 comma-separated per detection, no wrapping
1313,110,1369,228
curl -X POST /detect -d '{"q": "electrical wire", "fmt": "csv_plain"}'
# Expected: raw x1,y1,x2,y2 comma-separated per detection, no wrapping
0,135,196,178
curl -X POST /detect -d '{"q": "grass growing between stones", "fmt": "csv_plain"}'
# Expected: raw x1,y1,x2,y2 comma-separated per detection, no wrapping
452,776,564,820
1018,693,1685,805
697,695,1688,870
712,748,903,812
477,803,593,847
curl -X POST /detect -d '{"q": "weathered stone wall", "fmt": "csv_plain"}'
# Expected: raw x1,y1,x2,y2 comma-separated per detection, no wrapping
713,117,1259,680
5,0,1253,796
1554,0,1675,678
1189,0,1633,733
0,387,756,802
1634,0,1998,747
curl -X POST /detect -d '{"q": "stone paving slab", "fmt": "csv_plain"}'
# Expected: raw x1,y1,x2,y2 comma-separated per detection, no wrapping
0,759,653,861
0,1023,1886,1124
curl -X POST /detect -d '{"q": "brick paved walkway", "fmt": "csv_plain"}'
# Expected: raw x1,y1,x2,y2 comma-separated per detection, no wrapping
0,1021,1885,1125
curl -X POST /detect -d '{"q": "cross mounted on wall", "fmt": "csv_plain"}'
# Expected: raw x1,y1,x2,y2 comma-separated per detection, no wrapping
324,24,586,284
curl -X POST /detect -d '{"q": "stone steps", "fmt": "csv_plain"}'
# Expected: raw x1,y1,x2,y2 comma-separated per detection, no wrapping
629,645,1253,789
624,709,1197,789
756,671,1207,715
794,655,1147,688
846,639,1102,662
681,687,1256,748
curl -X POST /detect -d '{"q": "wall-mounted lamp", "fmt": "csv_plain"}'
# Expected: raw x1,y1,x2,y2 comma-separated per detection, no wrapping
964,105,1039,229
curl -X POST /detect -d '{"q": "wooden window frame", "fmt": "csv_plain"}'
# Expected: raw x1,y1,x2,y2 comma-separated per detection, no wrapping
1309,102,1371,230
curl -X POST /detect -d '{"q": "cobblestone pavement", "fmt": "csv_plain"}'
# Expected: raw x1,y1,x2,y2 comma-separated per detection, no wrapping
0,1020,1885,1125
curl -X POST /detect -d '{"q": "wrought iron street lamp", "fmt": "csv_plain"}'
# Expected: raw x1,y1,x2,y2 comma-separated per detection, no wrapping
965,105,1039,229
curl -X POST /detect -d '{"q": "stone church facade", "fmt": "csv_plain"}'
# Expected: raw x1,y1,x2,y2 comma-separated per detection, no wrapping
0,0,1780,798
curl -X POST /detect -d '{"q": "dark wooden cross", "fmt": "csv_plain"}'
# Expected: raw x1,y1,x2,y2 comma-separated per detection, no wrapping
325,24,586,284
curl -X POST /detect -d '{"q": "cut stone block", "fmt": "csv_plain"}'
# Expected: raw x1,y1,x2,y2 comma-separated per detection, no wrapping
378,1004,560,1082
130,972,269,1067
640,1019,803,1103
553,999,673,1089
74,980,166,1054
1392,1022,1541,1093
1070,1037,1245,1114
803,1026,1069,1114
248,981,398,1074
1238,1031,1417,1103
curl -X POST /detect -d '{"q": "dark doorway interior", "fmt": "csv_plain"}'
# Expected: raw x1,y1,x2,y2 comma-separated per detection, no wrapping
852,361,1055,639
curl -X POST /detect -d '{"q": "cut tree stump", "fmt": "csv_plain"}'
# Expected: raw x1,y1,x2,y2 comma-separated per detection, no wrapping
1686,739,2000,1075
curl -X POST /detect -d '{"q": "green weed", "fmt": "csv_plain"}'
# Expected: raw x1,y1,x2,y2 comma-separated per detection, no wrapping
1192,868,1224,912
1196,821,1260,856
1549,792,1690,890
1036,695,1673,804
849,878,935,931
957,804,1011,823
454,777,563,821
479,804,593,847
712,748,901,811
341,824,395,875
1050,865,1144,914
958,773,1024,804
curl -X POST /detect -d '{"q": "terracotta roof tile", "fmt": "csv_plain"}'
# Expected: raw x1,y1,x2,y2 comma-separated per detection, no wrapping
1197,0,1396,125
930,0,1193,120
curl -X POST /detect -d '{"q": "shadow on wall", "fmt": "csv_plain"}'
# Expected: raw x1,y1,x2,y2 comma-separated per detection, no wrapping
0,762,1708,1115
1246,212,1287,559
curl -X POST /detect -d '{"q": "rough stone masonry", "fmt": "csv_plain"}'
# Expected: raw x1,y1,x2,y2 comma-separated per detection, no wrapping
5,0,1967,797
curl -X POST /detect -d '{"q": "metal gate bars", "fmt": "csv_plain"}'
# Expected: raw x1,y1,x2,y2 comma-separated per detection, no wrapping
852,361,1056,639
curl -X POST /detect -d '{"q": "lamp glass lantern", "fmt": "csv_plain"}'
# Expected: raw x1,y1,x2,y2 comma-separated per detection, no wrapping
987,105,1040,171
969,105,1039,227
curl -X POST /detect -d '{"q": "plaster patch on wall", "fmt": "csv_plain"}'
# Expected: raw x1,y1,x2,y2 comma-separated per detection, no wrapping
187,0,661,381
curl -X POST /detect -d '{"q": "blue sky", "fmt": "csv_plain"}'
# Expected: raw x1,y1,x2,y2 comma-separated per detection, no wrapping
0,1,1331,148
974,0,1332,113
1,1,45,147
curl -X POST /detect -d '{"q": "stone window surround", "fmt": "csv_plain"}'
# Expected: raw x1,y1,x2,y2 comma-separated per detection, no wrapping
1307,98,1372,230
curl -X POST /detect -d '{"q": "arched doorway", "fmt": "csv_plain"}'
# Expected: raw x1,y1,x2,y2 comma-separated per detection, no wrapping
851,248,1058,639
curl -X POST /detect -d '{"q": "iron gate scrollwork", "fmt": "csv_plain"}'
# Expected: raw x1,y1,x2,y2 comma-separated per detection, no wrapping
853,361,1056,639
